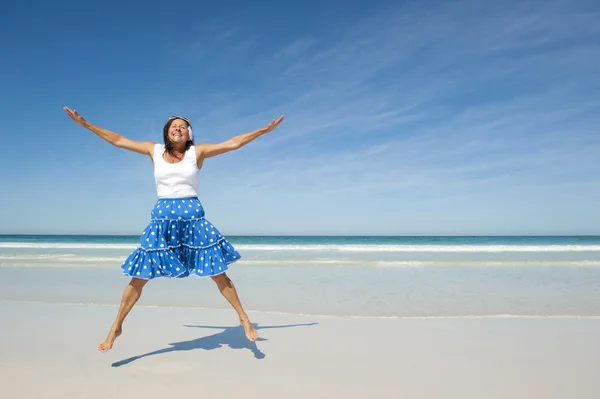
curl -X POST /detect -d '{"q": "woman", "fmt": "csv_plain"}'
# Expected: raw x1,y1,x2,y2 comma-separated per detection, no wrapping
63,106,284,352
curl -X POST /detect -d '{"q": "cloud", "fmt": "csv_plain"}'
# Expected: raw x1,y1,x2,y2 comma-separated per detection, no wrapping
85,0,600,234
143,1,600,201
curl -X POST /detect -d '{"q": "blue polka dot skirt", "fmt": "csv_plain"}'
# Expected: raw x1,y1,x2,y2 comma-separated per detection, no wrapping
121,198,241,279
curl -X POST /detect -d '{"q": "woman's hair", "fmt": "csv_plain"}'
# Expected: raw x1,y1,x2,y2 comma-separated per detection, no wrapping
163,117,194,154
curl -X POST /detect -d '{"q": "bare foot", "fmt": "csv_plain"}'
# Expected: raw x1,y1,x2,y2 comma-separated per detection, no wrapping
97,325,122,353
240,318,258,341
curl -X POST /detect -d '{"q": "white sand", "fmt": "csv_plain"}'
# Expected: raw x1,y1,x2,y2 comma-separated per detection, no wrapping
1,301,599,398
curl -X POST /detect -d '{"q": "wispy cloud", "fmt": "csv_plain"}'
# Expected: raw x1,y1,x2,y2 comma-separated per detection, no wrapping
51,0,600,233
171,1,598,205
117,2,593,205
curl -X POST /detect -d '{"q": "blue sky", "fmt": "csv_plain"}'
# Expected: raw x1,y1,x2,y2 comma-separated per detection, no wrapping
1,0,599,235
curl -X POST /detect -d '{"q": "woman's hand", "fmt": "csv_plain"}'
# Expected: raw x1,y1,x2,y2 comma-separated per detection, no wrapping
263,115,285,133
63,106,88,128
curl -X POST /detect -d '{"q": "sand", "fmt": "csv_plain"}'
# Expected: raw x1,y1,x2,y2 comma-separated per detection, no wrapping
2,301,599,399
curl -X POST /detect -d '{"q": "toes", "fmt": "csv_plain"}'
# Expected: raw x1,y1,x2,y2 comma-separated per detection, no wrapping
247,330,258,341
240,319,258,341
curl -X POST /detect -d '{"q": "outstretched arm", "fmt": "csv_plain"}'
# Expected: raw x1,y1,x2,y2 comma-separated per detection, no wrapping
196,115,284,160
63,107,154,157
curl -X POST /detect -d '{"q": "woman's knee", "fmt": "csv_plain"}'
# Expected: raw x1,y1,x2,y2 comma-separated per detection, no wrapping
211,272,231,286
130,277,149,289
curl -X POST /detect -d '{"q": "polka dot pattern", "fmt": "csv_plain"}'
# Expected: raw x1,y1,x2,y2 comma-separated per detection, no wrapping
121,198,241,280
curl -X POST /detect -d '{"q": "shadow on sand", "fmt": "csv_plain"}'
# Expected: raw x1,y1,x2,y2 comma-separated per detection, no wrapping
112,321,318,367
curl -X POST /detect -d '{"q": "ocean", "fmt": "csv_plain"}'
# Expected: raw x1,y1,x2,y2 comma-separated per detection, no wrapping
2,234,600,268
1,234,600,318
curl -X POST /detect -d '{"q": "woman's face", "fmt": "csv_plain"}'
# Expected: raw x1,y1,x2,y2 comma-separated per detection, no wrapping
168,118,191,145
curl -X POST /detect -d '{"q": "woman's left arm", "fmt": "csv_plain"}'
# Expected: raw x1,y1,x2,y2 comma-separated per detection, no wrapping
196,115,284,160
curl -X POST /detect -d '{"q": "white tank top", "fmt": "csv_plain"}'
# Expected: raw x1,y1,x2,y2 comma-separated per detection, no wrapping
153,144,200,198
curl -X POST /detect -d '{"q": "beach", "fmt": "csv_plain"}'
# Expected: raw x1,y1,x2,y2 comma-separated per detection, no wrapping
1,235,600,398
2,301,600,398
4,0,600,396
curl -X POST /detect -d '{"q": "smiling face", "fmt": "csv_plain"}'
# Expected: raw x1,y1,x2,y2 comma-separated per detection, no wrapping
167,118,190,144
163,117,193,152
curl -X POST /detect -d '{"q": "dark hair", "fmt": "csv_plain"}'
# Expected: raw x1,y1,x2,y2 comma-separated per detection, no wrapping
163,118,194,154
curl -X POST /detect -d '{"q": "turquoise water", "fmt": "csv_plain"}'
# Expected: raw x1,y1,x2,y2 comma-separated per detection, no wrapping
2,235,600,317
1,235,600,269
2,234,600,246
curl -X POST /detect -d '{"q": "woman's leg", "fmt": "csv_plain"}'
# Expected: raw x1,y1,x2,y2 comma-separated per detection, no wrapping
98,277,149,352
211,272,258,341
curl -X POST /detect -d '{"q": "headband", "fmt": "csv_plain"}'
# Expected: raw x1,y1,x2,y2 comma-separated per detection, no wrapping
168,115,193,141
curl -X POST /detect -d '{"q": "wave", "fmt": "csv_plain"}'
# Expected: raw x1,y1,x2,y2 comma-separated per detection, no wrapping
0,254,124,262
2,254,600,268
240,259,600,267
2,242,600,252
241,244,600,252
0,242,135,249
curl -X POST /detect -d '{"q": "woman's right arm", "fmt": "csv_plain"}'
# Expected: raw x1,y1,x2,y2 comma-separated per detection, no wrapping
64,106,154,157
